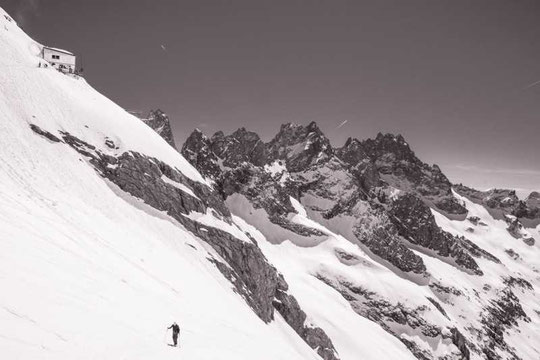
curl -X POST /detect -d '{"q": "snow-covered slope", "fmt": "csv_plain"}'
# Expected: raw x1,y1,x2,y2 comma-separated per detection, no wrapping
0,9,203,185
0,8,325,360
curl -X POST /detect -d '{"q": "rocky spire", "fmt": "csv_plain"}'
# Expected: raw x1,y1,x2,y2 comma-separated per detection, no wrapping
181,129,222,179
360,132,418,163
211,127,268,167
141,109,177,149
267,121,333,171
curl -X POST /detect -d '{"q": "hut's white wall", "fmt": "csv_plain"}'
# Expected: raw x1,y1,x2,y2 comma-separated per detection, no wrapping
42,48,76,69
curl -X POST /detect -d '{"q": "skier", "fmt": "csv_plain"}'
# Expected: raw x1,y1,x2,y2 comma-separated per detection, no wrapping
167,322,180,347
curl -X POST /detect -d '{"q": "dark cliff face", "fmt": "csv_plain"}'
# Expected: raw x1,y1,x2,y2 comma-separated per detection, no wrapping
358,133,467,216
211,128,268,167
141,109,177,149
388,193,500,275
181,129,221,179
361,133,419,165
335,138,380,192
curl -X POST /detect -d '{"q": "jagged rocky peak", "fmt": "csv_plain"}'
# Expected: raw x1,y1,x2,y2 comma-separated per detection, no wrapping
141,109,177,148
335,137,380,192
267,121,333,172
336,137,370,165
523,191,540,211
181,123,466,214
211,127,268,167
361,132,418,163
358,132,466,215
269,121,328,148
184,127,209,145
181,128,221,179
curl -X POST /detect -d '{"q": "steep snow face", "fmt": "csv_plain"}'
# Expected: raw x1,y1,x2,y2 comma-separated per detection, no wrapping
0,9,322,360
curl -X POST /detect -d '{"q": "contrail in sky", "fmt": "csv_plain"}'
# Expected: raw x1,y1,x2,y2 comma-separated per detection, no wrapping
336,120,348,129
522,79,540,90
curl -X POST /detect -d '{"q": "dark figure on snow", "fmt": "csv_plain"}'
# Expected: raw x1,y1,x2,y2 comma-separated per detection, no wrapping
168,322,180,346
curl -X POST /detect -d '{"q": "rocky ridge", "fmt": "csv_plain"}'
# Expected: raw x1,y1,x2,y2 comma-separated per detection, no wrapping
455,185,540,244
180,121,539,360
181,122,496,277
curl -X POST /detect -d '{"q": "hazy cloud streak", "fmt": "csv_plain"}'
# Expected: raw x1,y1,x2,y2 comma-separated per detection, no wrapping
522,79,540,90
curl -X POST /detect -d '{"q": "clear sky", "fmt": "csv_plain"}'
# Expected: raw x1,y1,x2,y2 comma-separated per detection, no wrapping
4,0,539,195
